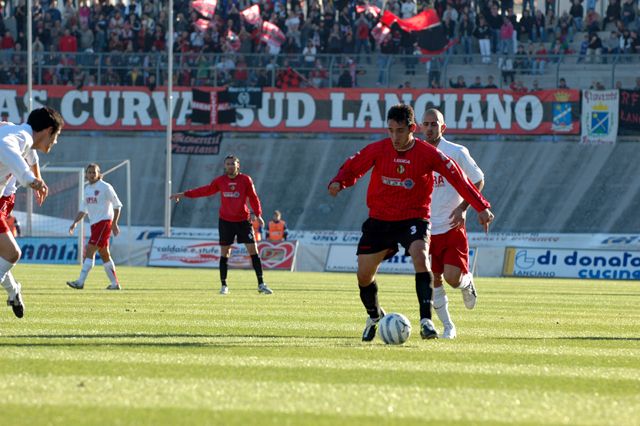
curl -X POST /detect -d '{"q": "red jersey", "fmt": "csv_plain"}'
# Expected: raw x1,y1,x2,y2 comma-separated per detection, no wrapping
330,137,490,222
184,173,262,222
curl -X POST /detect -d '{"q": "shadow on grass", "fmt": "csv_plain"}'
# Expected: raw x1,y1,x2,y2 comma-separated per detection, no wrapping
0,333,361,348
497,336,640,341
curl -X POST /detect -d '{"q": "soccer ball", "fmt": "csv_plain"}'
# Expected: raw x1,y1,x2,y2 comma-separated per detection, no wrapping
378,313,412,345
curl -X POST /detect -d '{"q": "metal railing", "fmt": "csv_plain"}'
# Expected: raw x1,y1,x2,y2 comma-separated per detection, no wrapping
2,51,639,89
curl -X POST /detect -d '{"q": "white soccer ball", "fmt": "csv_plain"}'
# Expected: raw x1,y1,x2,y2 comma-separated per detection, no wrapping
378,313,412,345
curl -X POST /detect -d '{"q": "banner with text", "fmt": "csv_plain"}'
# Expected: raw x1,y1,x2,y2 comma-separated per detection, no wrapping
619,89,640,132
17,237,79,264
148,237,297,270
1,85,580,134
325,244,476,274
502,247,640,280
580,90,619,144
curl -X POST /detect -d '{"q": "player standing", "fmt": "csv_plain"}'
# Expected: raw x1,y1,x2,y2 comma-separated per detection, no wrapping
328,104,494,341
170,155,273,295
423,108,485,339
0,107,64,318
67,163,123,290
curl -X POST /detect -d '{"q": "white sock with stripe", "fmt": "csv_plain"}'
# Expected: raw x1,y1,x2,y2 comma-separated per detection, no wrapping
103,261,118,285
432,285,453,328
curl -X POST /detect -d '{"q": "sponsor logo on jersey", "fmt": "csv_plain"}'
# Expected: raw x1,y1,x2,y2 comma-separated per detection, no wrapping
223,191,240,198
394,158,410,164
382,176,414,189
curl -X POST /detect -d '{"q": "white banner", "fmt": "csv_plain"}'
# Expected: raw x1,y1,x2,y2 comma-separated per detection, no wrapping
503,247,640,280
148,238,298,270
325,244,477,274
580,90,619,144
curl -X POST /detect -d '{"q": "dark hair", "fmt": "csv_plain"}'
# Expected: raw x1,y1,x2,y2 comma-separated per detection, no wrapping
387,104,415,127
86,163,101,172
224,155,239,163
27,107,64,133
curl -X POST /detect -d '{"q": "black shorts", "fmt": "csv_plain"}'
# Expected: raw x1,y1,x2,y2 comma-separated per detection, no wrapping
357,218,430,260
219,218,255,245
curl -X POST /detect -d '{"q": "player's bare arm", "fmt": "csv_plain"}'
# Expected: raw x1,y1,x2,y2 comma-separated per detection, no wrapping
169,192,185,202
32,163,48,206
69,212,87,234
328,182,342,197
450,179,484,228
112,208,121,236
478,209,495,234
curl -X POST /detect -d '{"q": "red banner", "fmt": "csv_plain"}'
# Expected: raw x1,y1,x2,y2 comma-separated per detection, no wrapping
2,85,580,134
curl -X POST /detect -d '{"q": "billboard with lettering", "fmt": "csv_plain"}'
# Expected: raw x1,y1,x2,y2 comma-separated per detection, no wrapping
502,247,640,280
1,86,580,134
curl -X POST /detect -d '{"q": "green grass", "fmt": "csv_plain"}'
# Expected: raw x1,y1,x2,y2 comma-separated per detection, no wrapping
1,265,639,425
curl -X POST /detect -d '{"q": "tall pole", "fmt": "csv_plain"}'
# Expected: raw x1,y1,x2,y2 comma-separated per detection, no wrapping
26,0,34,236
164,0,174,237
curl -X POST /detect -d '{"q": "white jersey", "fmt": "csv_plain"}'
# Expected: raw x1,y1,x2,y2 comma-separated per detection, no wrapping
0,123,37,195
430,137,484,235
2,150,39,197
81,179,123,225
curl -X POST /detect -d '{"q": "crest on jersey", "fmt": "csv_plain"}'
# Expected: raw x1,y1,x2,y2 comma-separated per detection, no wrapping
396,164,405,174
94,190,100,196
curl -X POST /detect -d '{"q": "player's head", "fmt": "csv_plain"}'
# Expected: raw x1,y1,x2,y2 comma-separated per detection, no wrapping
422,108,446,145
85,163,102,184
224,155,240,177
386,104,417,152
273,210,281,221
28,107,64,153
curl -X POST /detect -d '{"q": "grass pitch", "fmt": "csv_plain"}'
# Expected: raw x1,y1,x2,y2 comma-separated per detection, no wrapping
1,265,638,425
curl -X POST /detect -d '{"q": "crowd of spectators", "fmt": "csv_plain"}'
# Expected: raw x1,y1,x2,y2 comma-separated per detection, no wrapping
0,0,638,88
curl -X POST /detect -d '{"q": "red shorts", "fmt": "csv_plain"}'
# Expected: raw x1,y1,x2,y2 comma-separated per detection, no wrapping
88,219,112,248
430,226,469,275
0,194,15,234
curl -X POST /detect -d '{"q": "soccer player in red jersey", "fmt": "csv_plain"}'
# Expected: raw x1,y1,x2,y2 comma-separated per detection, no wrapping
328,104,494,341
170,155,273,295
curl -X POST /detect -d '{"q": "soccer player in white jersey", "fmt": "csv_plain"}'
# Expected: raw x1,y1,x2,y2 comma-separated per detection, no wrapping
0,107,64,318
422,108,486,339
67,163,123,290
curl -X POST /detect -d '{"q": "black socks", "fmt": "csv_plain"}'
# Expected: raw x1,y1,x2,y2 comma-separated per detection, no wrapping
219,256,228,286
251,254,264,285
359,281,381,319
415,271,434,320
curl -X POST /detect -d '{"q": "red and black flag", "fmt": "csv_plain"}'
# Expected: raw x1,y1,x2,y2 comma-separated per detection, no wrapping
191,89,236,125
380,9,450,54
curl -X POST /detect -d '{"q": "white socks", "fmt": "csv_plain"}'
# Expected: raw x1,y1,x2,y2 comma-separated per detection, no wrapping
103,261,118,285
0,261,17,299
433,285,453,327
78,258,95,284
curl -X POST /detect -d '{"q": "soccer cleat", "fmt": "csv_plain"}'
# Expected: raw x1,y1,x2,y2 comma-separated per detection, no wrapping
441,323,457,339
219,285,229,295
362,308,386,341
420,318,438,339
258,283,273,294
461,274,477,309
66,280,84,290
105,283,121,290
7,282,24,318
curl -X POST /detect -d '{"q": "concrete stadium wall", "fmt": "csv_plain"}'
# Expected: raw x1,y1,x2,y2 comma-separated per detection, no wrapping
45,132,640,234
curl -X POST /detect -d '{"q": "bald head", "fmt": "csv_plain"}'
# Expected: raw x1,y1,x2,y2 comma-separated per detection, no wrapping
421,108,446,145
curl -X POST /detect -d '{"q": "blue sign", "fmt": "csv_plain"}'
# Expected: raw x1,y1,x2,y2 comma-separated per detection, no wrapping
17,237,79,264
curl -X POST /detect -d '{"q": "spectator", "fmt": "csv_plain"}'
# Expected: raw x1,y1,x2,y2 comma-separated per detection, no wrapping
632,77,640,90
603,30,621,62
530,79,542,91
499,16,514,54
337,69,353,88
309,59,328,88
532,42,547,74
532,10,546,43
570,0,584,31
558,77,569,88
518,9,535,43
621,0,636,28
458,13,475,64
302,39,317,69
545,10,557,43
585,8,601,33
469,76,484,88
510,80,528,92
449,75,467,88
587,32,603,63
514,43,530,73
499,55,515,84
577,33,589,62
401,0,417,19
474,16,492,63
604,0,622,30
485,75,499,88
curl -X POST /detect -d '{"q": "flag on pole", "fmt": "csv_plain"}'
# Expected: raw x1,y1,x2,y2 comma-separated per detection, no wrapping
356,4,381,18
192,0,218,19
226,29,240,51
380,9,449,53
370,22,391,44
240,4,262,26
191,89,215,124
260,21,286,48
194,18,211,31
